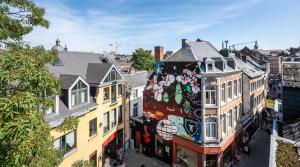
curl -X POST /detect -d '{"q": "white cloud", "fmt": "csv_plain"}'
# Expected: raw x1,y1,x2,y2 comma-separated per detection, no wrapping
24,0,265,54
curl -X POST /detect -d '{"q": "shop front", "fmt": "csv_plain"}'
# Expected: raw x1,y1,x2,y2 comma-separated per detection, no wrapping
172,126,242,167
102,129,124,164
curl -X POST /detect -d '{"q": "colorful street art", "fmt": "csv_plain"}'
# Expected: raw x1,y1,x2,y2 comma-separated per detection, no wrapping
144,62,203,143
156,119,177,140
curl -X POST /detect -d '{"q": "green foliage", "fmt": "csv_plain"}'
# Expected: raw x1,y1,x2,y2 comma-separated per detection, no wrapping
0,0,49,44
72,160,92,167
58,116,79,132
0,0,63,166
131,48,154,71
276,140,300,167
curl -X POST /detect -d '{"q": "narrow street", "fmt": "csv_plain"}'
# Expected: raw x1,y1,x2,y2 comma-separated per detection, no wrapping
239,129,271,167
122,149,170,167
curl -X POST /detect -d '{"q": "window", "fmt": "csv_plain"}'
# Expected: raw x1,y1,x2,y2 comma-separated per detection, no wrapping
234,80,237,97
104,67,122,83
133,89,138,98
206,118,217,138
71,80,87,107
133,103,138,117
205,86,216,105
222,115,226,133
89,118,97,137
103,112,110,133
111,108,117,128
234,106,238,123
239,103,242,118
207,64,213,71
221,83,226,103
239,78,242,94
228,110,233,128
103,87,110,102
228,81,232,99
111,84,116,103
89,151,97,167
53,130,76,155
118,105,123,123
118,84,123,96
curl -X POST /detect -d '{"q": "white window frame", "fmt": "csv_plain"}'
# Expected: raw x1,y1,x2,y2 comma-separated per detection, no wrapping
68,77,90,109
206,117,217,139
228,81,232,100
221,83,226,103
205,90,216,105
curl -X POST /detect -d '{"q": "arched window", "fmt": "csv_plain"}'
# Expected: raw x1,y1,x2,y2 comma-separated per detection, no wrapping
71,80,88,107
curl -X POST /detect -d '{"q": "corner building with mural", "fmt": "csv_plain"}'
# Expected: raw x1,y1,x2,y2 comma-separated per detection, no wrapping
143,39,243,167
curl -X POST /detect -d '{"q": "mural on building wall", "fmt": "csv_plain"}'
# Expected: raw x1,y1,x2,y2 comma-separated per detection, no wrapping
144,61,202,143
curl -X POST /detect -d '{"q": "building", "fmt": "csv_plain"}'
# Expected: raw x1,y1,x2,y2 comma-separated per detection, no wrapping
143,39,243,167
125,71,149,150
282,54,300,123
234,51,267,149
46,39,130,167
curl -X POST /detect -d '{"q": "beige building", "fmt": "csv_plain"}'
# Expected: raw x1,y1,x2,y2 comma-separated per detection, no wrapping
46,40,129,167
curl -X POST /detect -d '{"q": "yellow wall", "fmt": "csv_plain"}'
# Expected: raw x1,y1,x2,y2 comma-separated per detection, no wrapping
51,81,129,167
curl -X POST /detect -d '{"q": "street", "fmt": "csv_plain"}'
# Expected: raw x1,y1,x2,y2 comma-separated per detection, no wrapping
239,129,271,167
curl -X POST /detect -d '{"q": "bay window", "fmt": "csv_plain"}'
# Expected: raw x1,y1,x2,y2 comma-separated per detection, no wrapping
103,87,110,102
221,115,226,134
118,84,123,96
206,118,217,139
118,105,123,123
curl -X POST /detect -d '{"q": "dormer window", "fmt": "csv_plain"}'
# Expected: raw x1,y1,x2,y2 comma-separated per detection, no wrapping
223,62,227,71
104,67,122,83
207,64,213,71
71,80,88,107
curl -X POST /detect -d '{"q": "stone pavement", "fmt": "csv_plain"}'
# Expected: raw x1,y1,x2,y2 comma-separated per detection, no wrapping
120,149,171,167
239,129,271,167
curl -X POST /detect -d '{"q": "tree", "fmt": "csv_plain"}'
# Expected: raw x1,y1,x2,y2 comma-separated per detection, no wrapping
0,0,62,166
0,0,49,44
131,48,154,71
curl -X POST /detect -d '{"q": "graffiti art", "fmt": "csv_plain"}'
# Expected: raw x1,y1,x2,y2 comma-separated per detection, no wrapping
144,62,203,143
156,119,177,140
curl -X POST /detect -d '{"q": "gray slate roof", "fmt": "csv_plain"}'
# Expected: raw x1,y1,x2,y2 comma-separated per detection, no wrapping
59,74,79,89
86,63,113,84
47,51,105,80
125,71,149,88
236,56,264,78
164,40,223,62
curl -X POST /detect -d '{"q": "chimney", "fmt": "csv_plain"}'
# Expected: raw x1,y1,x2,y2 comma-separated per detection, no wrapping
225,40,228,49
182,39,189,48
154,46,164,61
241,54,247,62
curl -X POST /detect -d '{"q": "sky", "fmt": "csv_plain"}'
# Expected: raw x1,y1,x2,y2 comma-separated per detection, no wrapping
24,0,300,54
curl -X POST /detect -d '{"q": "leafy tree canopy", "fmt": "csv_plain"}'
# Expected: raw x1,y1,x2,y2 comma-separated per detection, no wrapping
0,0,62,166
131,48,154,71
0,0,49,44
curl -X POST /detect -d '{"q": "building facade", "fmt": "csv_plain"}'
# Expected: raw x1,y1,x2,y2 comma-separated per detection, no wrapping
143,39,243,167
282,56,300,123
125,71,149,149
234,51,267,151
46,40,129,167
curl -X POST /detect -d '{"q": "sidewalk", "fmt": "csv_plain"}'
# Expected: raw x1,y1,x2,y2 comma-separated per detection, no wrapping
239,129,271,167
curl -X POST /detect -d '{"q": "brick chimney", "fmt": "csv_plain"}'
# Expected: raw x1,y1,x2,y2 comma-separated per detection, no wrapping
154,46,164,61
